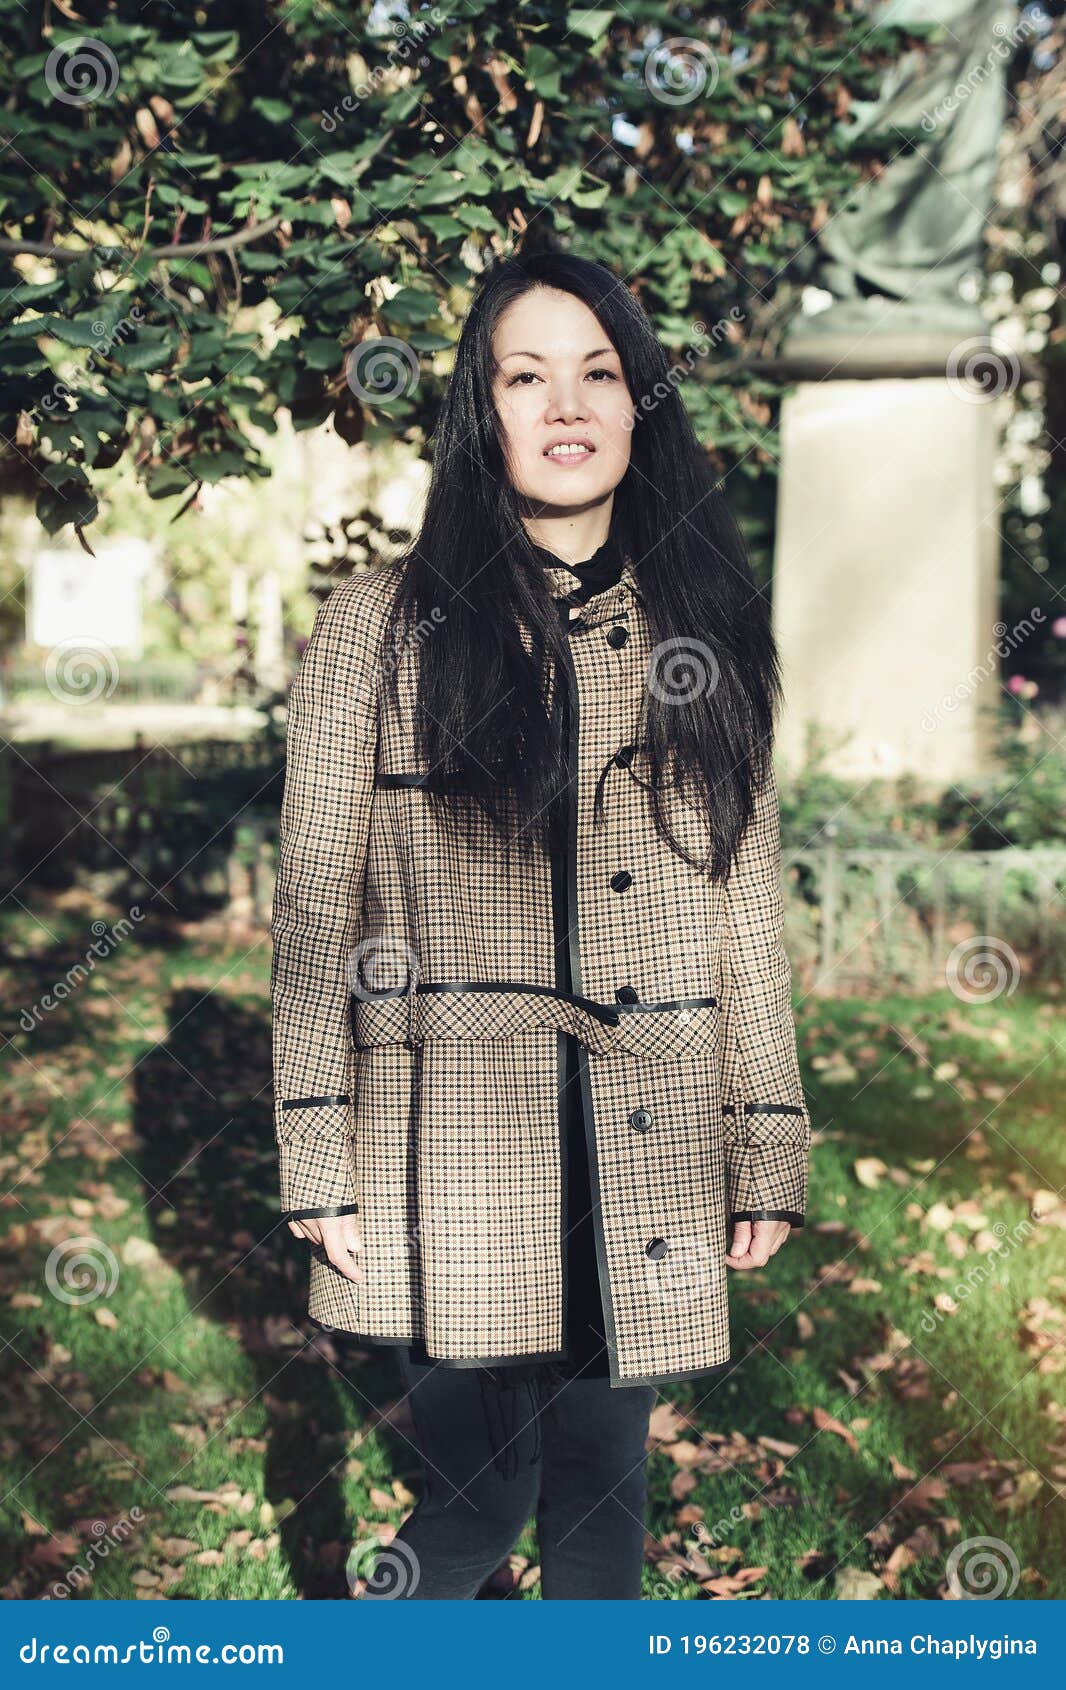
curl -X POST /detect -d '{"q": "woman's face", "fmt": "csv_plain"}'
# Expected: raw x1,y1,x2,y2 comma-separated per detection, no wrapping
491,286,633,510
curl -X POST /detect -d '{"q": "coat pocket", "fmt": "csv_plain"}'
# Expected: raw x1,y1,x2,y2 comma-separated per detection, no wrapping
608,997,720,1063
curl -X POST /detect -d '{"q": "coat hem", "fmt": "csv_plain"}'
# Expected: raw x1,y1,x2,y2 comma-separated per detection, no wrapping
303,1313,733,1387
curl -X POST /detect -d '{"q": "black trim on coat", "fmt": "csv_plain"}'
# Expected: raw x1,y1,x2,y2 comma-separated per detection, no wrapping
304,1312,568,1369
721,1101,806,1116
284,1201,361,1221
730,1209,805,1228
351,979,715,1026
556,1031,572,1365
281,1093,351,1110
557,609,629,1387
302,1313,733,1389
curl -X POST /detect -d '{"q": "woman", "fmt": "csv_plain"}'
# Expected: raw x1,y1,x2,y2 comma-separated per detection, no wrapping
270,250,811,1600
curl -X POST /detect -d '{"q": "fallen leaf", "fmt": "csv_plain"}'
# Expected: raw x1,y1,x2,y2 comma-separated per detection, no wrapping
812,1406,859,1453
835,1567,884,1600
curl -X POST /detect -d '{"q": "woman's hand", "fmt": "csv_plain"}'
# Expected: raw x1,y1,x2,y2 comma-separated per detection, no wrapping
725,1218,791,1271
286,1213,364,1284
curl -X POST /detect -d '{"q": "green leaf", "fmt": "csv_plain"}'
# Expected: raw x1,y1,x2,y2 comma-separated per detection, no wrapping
569,10,614,43
382,288,440,326
36,473,98,535
524,45,561,99
145,464,195,500
113,336,176,373
301,336,341,370
421,214,466,240
252,98,292,125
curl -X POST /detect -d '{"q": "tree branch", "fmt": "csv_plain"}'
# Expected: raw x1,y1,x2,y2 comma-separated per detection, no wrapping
0,214,287,262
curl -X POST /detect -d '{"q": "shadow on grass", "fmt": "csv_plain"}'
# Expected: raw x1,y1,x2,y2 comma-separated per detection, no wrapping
130,985,423,1598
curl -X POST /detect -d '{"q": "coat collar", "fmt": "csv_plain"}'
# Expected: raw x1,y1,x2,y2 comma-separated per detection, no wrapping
539,553,644,613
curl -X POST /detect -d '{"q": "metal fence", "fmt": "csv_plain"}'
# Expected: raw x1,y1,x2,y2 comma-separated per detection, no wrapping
223,823,1065,995
3,738,1062,993
784,841,1066,994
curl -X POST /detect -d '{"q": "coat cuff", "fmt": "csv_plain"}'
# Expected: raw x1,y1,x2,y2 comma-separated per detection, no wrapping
275,1099,356,1215
723,1102,809,1225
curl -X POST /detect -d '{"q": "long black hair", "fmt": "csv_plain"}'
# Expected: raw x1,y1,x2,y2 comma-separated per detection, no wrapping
378,249,781,882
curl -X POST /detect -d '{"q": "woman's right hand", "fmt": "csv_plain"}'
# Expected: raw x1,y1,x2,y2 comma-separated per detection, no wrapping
287,1213,364,1284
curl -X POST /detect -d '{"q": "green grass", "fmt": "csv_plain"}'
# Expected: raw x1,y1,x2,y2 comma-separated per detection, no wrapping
2,892,1063,1600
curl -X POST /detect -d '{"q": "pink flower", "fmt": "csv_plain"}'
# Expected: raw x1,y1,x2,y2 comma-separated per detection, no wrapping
1051,616,1066,638
1006,674,1026,694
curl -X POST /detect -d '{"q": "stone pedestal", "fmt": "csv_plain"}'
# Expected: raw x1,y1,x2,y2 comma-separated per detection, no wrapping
772,377,1002,783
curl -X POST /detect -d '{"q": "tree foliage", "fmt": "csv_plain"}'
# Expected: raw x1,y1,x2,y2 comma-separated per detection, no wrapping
0,0,900,541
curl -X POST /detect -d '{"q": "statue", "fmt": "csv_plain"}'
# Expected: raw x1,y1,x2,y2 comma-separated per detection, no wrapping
782,0,1019,374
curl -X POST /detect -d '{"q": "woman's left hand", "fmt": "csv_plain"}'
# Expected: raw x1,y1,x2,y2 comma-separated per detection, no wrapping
724,1218,792,1270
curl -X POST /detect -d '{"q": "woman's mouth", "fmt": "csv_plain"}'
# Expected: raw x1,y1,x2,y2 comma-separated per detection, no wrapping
543,440,596,466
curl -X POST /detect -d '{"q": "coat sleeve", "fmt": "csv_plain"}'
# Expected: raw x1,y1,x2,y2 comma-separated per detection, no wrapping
719,757,811,1229
270,579,380,1221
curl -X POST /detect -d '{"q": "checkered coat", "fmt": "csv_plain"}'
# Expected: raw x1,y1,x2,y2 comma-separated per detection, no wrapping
270,555,812,1388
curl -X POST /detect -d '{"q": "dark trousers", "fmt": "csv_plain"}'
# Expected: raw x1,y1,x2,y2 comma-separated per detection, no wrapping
361,1345,656,1600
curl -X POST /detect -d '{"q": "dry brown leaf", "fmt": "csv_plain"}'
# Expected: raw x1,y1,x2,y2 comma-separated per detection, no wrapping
812,1406,859,1453
835,1567,884,1599
854,1157,887,1189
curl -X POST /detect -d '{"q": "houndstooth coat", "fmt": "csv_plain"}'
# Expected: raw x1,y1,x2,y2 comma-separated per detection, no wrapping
270,554,812,1388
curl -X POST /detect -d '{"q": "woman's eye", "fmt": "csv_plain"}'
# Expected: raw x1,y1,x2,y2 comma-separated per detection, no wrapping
505,368,619,386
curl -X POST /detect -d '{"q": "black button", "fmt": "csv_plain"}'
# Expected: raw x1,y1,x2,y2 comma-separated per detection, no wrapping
606,624,629,649
610,870,632,893
615,984,639,1004
629,1107,652,1132
646,1237,669,1260
614,744,636,768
